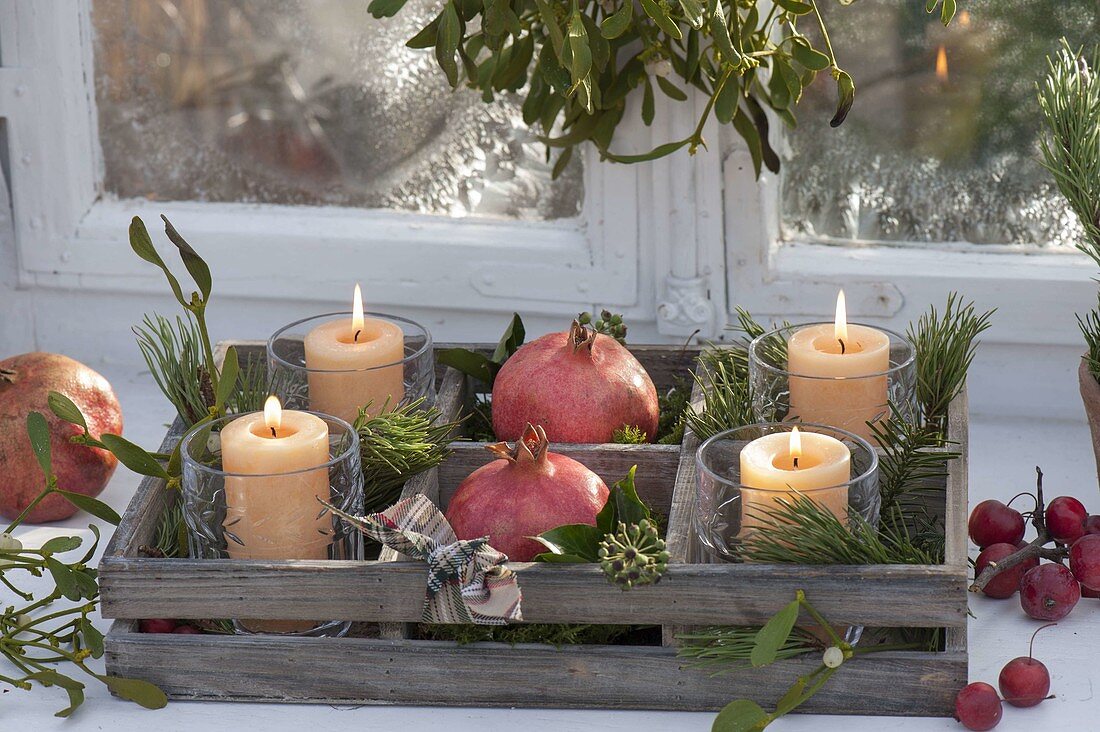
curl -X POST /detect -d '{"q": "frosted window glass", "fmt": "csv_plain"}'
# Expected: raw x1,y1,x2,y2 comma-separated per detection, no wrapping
783,1,1097,247
92,0,582,220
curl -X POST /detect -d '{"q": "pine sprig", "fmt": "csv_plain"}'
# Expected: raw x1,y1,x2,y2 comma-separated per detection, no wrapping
357,398,460,514
907,293,993,436
677,625,822,674
741,494,938,566
686,346,755,441
1079,291,1100,380
1038,40,1100,265
133,313,211,426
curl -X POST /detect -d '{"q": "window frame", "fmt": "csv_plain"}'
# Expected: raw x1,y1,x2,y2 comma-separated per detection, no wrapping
2,0,656,318
722,132,1098,349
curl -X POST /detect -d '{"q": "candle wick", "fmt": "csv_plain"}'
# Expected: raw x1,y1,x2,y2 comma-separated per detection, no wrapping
838,338,846,355
793,456,799,469
354,329,362,343
270,426,277,438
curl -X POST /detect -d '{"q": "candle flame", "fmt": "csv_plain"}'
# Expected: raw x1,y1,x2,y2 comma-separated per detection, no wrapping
264,395,283,432
834,290,849,344
352,283,365,341
957,10,970,28
789,427,802,460
936,45,949,82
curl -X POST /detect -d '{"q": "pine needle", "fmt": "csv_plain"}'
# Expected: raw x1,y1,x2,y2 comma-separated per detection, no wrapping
1079,291,1100,380
741,494,938,566
906,293,993,436
134,313,211,426
1038,40,1100,265
357,398,461,514
677,625,821,674
687,347,755,440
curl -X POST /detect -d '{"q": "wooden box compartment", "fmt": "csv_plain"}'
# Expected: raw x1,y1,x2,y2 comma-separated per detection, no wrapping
100,343,968,715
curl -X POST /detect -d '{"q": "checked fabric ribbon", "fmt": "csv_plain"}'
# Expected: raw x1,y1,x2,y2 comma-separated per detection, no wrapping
335,494,522,625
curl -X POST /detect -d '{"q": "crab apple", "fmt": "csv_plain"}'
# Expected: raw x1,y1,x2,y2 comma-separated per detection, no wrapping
998,623,1054,708
1019,564,1081,620
969,500,1026,548
172,624,201,634
1069,534,1100,591
1086,515,1100,535
975,543,1037,599
1082,584,1100,599
1046,496,1088,543
139,618,177,634
955,682,1002,731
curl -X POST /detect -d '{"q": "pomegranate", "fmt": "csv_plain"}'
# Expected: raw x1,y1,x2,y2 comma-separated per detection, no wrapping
0,353,122,523
491,321,659,444
445,424,609,561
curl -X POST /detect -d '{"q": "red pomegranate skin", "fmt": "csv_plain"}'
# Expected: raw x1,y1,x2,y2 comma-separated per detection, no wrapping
0,353,122,522
492,322,659,444
446,424,609,561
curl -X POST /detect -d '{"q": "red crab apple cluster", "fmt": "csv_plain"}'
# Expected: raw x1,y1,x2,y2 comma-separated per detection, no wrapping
968,468,1100,622
955,625,1055,730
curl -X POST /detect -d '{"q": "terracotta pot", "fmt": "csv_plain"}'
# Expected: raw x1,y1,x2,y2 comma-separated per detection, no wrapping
1079,358,1100,484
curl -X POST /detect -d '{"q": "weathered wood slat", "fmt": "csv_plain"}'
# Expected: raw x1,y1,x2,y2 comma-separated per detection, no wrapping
99,558,966,627
944,385,970,656
103,620,963,716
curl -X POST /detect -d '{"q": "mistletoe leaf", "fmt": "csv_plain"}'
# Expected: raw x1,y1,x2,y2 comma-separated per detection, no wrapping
600,0,633,39
47,391,88,432
713,699,770,732
750,597,800,667
490,312,526,365
406,18,439,49
774,0,812,15
41,535,82,555
791,41,830,71
656,75,688,101
940,0,956,25
708,3,739,65
601,138,691,163
100,675,169,709
368,0,408,17
26,411,52,478
566,11,593,95
129,217,186,308
639,0,682,40
536,0,565,60
56,491,121,525
829,69,855,127
161,216,211,303
642,75,655,126
677,0,704,29
435,2,462,87
100,434,170,480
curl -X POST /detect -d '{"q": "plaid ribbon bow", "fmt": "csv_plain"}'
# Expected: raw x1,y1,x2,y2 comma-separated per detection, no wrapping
337,494,522,625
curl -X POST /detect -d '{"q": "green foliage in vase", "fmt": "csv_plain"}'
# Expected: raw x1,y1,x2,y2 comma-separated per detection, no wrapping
1039,40,1100,265
357,398,461,514
686,345,754,440
371,0,956,171
1079,292,1100,380
0,414,167,715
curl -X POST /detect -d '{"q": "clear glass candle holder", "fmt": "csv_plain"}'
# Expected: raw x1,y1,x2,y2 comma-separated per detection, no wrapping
267,311,435,425
747,322,917,443
694,423,880,563
180,411,364,637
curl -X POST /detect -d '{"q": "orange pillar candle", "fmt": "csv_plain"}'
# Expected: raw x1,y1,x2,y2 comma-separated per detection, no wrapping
221,396,332,561
738,427,850,533
787,290,890,441
303,284,405,423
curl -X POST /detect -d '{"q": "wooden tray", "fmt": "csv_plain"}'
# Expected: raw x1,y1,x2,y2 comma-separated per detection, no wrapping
99,342,968,715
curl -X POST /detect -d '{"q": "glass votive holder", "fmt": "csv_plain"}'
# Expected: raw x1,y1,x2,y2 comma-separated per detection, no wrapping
267,311,435,425
694,423,879,563
747,322,917,443
180,411,364,637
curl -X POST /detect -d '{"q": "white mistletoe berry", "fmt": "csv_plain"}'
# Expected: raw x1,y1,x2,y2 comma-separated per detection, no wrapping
823,646,844,669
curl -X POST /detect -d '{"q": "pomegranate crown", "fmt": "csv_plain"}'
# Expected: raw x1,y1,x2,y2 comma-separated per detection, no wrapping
569,320,598,353
486,423,550,463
